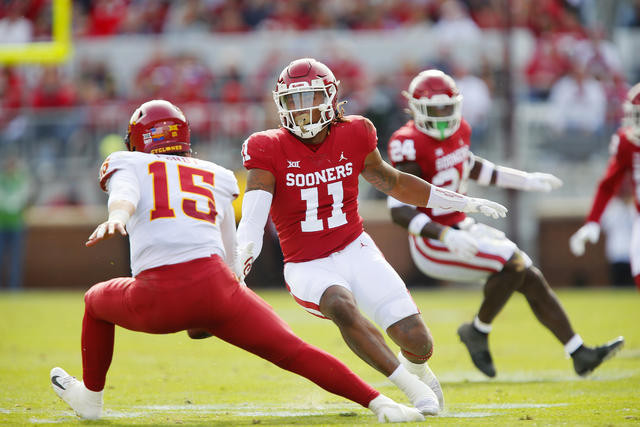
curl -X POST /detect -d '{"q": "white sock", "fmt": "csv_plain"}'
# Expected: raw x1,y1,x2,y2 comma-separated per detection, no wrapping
388,365,426,404
473,316,492,334
398,351,426,377
564,334,584,356
81,383,104,404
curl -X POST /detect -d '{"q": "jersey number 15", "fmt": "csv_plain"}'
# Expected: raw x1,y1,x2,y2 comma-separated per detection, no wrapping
148,161,218,225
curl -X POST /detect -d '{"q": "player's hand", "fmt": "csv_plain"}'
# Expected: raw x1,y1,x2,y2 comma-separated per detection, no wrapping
469,223,506,240
569,222,600,256
525,172,563,192
463,197,508,219
234,241,255,282
86,220,127,247
440,227,479,259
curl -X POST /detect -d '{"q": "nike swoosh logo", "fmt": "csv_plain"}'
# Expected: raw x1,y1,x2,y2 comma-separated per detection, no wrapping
51,375,65,390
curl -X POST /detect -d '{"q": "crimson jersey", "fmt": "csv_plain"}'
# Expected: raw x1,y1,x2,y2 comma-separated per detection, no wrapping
242,115,378,262
586,128,640,223
388,119,472,226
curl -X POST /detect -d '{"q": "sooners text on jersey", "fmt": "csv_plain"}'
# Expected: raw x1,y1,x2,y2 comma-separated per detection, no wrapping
242,115,378,262
388,119,472,226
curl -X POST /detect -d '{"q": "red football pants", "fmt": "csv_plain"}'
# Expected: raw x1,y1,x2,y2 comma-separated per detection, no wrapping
81,255,378,407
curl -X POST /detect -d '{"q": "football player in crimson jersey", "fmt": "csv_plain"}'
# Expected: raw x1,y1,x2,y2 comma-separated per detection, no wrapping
571,82,640,292
387,69,624,378
234,58,509,415
48,99,428,424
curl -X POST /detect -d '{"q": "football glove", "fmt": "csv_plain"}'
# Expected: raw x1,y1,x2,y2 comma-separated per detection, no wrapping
524,172,563,192
441,227,479,259
569,222,600,256
234,241,255,282
463,197,508,219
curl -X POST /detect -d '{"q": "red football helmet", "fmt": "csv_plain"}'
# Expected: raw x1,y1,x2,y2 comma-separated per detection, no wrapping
125,99,191,154
403,69,463,140
624,82,640,138
273,58,340,139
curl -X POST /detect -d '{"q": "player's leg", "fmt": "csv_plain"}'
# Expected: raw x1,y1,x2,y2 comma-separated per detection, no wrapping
205,275,423,422
631,218,640,292
345,233,444,411
409,227,520,377
518,265,624,375
50,276,135,420
293,233,439,414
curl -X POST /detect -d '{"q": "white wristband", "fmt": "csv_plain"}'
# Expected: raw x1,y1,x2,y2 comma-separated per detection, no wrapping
408,213,431,236
108,208,130,225
476,160,495,186
495,166,529,190
426,186,468,211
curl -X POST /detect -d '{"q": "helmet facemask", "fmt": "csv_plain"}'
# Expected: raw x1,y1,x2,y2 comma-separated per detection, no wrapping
407,93,463,140
273,78,337,139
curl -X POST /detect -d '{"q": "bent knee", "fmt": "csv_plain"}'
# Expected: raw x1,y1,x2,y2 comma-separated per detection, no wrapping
502,251,529,274
388,315,433,354
319,286,359,326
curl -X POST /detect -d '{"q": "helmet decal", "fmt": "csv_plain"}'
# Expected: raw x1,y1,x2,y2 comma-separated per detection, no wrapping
125,100,191,154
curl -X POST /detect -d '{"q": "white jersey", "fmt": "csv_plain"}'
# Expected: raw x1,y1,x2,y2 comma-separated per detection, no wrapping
99,151,239,276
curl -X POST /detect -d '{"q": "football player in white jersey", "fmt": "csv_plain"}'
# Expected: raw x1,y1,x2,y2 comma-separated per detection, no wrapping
387,70,624,378
49,99,426,423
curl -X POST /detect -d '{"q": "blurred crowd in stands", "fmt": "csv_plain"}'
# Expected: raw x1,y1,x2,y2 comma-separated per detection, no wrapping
0,0,639,201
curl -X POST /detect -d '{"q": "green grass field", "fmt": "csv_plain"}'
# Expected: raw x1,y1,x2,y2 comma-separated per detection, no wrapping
1,288,638,426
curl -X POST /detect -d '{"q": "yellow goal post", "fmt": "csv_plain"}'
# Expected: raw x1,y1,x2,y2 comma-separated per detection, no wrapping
0,0,72,65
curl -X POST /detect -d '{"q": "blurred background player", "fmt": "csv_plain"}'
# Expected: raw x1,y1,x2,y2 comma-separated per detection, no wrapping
386,69,624,378
49,99,425,424
570,82,640,291
234,58,508,414
0,152,32,290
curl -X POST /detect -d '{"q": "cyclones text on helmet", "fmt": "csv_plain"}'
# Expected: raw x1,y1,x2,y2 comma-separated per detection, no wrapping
273,58,340,139
126,99,191,155
403,69,463,140
624,82,640,139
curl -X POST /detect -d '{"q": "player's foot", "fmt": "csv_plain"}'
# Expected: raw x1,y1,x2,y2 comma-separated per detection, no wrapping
572,336,625,376
457,322,496,378
397,351,444,410
368,394,425,423
50,367,103,420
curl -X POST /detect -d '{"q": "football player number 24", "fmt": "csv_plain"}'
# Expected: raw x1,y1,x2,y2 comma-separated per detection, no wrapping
148,161,217,224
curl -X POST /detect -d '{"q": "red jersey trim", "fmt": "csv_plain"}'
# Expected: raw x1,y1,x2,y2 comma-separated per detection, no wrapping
412,236,502,273
421,237,508,264
285,281,329,319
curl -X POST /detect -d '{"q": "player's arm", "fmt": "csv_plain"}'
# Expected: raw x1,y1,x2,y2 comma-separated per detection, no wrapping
234,168,275,281
388,161,446,240
469,154,562,192
86,169,138,247
388,162,479,259
219,197,238,272
570,142,627,256
361,148,507,219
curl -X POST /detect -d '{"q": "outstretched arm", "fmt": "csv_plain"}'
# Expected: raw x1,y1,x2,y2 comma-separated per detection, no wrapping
86,199,135,247
469,155,562,192
234,168,275,281
362,148,507,219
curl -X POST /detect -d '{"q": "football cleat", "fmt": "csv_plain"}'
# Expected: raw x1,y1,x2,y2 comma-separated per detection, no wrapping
50,367,102,420
397,351,444,410
457,323,496,377
572,336,625,376
368,394,425,423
